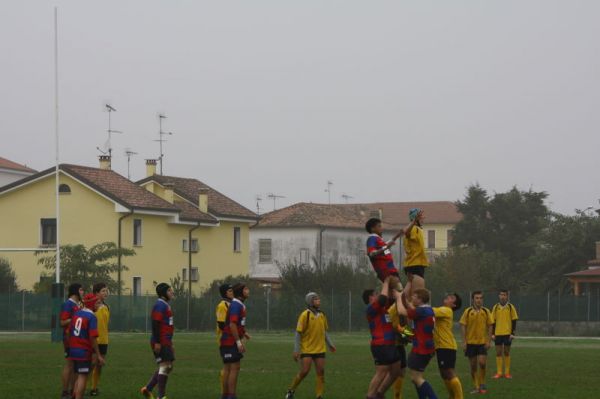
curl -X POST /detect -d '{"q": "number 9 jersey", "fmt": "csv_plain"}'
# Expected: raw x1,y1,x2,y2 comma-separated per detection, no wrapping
68,308,99,361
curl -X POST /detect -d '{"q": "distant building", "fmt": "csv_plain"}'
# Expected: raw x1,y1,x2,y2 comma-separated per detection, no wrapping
250,201,462,280
565,241,600,296
0,157,36,186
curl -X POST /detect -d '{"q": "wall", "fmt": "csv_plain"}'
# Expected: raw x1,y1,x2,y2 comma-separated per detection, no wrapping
0,169,35,187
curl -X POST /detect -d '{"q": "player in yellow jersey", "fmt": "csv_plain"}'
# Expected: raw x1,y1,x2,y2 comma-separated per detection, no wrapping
433,293,464,399
216,283,234,398
89,283,110,397
459,291,493,394
388,299,408,399
491,289,518,379
285,292,336,399
402,209,428,300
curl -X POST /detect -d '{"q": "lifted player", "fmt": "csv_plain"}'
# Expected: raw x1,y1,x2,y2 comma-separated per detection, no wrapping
217,283,234,397
365,217,406,288
141,283,175,399
68,293,105,399
402,209,428,299
433,293,464,399
491,289,518,379
60,283,84,399
285,292,336,399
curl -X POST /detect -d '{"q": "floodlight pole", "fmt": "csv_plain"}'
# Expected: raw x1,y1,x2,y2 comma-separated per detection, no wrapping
54,7,60,285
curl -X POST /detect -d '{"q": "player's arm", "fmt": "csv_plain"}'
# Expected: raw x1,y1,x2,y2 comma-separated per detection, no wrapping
486,312,493,349
403,211,422,238
91,335,105,366
229,305,245,353
459,311,468,350
395,289,408,316
490,307,496,340
510,305,518,338
151,314,162,352
325,332,336,352
59,308,71,327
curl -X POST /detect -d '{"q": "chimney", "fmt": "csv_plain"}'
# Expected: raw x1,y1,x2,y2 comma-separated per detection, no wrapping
99,155,111,170
146,159,157,177
163,183,175,204
199,188,209,213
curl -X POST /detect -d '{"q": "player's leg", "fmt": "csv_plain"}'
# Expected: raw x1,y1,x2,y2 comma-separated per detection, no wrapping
438,350,462,399
221,364,231,399
156,361,173,399
493,342,503,378
477,353,487,393
377,360,401,395
73,373,88,399
393,346,407,399
227,361,241,397
367,365,389,398
314,356,326,398
467,352,478,394
90,345,107,395
288,356,312,396
504,341,512,378
408,353,437,398
61,359,73,398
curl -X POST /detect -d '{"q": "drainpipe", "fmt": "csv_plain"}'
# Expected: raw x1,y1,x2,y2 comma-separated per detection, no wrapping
118,209,134,329
187,222,201,330
318,226,326,267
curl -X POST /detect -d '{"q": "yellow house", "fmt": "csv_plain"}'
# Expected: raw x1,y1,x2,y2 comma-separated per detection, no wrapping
0,157,256,295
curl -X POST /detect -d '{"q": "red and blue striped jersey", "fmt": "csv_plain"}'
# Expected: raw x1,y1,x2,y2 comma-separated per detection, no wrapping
60,298,80,339
151,299,174,346
366,234,398,280
68,309,98,361
366,295,395,346
220,298,247,347
407,305,435,355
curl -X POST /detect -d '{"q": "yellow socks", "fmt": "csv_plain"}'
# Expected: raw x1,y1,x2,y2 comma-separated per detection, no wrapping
91,366,100,390
478,368,486,386
444,380,453,399
472,373,479,389
450,377,463,399
393,376,404,399
496,356,503,375
290,374,303,391
316,375,324,397
505,355,511,375
220,369,225,394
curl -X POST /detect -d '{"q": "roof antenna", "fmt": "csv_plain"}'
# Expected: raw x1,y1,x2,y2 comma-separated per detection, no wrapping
267,193,285,211
325,180,333,204
154,113,173,175
255,195,263,216
97,104,123,158
124,148,138,180
341,193,354,203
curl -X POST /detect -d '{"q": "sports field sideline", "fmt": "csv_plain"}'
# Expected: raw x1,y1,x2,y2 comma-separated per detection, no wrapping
2,332,599,398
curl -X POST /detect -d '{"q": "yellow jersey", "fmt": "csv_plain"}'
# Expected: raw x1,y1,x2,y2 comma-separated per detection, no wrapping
388,303,406,346
215,299,230,344
459,306,493,345
96,303,110,345
296,309,329,354
433,306,456,350
491,303,518,336
403,226,429,267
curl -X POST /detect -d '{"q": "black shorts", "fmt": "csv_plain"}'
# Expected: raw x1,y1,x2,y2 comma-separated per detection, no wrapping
98,344,108,355
73,360,92,374
153,345,175,363
300,353,325,359
494,335,513,346
403,266,426,278
371,345,401,366
376,268,400,282
407,352,434,372
436,349,457,370
465,344,487,358
397,345,407,369
220,345,244,364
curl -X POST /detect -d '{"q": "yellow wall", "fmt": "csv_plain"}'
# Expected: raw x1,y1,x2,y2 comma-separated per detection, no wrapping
0,173,250,294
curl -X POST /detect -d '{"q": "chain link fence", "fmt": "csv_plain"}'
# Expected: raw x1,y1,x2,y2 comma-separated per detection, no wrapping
1,289,600,333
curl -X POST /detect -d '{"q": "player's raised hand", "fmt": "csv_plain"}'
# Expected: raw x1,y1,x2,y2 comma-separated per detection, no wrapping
293,352,300,361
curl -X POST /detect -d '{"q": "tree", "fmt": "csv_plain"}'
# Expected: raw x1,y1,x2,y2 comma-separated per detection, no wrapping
0,257,18,294
36,242,135,293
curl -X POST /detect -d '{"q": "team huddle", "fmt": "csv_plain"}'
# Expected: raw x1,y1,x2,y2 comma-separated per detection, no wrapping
57,207,518,399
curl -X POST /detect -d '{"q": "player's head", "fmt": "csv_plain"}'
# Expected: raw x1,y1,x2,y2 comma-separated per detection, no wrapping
93,282,109,301
411,288,430,306
233,283,250,301
471,290,483,307
305,292,320,309
156,283,173,301
362,289,376,305
83,293,101,311
68,283,84,301
498,289,509,304
219,283,234,300
365,218,383,235
444,292,462,311
409,208,424,226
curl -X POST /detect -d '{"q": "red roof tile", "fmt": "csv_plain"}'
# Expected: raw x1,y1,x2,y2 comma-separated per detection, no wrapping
565,268,600,277
0,157,36,173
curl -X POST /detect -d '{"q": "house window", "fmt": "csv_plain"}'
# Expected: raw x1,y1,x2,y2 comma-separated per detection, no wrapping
133,277,142,296
58,184,71,194
182,267,199,282
259,239,272,263
182,239,199,252
447,229,455,246
233,227,241,252
41,218,56,246
133,219,142,246
299,248,309,265
428,230,436,249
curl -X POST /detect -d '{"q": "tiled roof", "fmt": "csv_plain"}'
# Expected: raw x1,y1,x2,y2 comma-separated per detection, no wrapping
255,201,461,229
565,268,600,277
175,199,218,224
137,175,257,220
0,157,36,173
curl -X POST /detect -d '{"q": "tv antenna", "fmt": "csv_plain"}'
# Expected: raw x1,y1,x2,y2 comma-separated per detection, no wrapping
124,148,138,180
341,193,354,203
256,195,263,216
324,180,333,204
267,193,285,211
97,104,123,158
154,113,173,175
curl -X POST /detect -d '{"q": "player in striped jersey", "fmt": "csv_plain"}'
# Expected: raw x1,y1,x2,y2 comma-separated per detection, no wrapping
60,283,84,399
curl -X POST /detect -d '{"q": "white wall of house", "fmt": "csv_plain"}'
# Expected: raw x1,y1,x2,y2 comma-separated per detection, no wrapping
0,169,34,187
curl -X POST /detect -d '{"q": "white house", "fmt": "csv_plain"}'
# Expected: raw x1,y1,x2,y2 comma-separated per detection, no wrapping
0,157,36,186
250,201,462,280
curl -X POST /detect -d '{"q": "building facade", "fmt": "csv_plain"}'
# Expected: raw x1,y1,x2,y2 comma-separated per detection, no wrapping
0,157,36,186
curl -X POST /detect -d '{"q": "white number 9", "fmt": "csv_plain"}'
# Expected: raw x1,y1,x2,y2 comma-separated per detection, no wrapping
73,317,83,337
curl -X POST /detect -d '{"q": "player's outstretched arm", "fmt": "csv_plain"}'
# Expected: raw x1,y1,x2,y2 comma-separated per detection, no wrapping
403,210,423,238
325,333,336,353
395,290,408,316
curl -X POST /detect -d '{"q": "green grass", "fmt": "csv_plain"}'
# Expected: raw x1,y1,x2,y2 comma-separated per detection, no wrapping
1,332,599,398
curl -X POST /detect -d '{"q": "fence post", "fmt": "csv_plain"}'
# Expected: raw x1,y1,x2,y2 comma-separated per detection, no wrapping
21,290,25,332
145,295,149,334
558,290,561,322
597,288,599,322
331,288,334,328
546,292,550,324
348,290,352,333
587,285,591,322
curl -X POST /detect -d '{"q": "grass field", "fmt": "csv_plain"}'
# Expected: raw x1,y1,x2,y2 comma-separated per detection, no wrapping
1,332,599,398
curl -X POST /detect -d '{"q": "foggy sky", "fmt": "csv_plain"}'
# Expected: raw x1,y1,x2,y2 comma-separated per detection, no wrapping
1,1,599,215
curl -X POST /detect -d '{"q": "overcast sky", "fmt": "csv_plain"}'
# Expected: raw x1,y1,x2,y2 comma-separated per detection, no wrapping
1,1,599,215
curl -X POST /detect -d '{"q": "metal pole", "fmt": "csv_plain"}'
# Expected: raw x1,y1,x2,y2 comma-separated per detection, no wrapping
348,290,352,332
558,290,561,322
331,288,334,328
54,7,60,284
547,291,550,323
21,291,25,332
266,286,271,331
145,294,149,333
587,284,591,322
597,288,599,322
